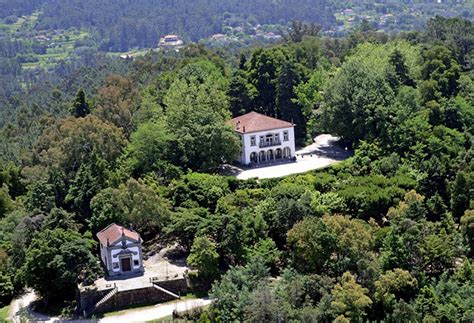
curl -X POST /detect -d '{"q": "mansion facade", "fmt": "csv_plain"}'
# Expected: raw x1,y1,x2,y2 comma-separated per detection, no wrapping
228,111,296,165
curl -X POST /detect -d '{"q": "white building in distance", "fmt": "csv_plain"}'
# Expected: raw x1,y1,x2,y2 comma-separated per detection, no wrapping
159,34,184,48
228,111,296,165
97,223,144,277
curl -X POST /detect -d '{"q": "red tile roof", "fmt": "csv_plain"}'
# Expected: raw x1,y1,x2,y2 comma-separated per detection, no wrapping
227,112,294,134
97,223,141,246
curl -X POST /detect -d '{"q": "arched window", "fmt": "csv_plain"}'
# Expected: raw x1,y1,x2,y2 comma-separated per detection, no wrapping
250,152,257,163
275,148,282,159
267,150,274,160
259,151,266,162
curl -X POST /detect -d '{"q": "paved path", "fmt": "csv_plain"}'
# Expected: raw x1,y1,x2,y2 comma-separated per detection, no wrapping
8,290,40,323
235,134,352,180
8,291,211,323
99,298,213,323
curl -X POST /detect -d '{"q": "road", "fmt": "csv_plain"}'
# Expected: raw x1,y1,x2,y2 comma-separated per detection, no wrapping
235,134,352,180
8,290,43,323
8,290,212,323
99,298,213,322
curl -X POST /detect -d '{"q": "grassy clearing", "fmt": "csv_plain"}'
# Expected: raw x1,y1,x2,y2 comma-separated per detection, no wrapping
0,305,10,322
0,9,92,71
19,29,91,70
0,11,39,35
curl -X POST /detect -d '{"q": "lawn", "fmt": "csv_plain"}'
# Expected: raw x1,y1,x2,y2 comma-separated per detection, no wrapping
0,305,10,322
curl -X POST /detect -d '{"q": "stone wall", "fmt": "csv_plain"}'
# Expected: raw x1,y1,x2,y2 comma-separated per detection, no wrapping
77,287,111,316
78,278,191,316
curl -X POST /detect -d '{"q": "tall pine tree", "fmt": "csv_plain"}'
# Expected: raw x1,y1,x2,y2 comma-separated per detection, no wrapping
72,88,90,118
276,61,305,141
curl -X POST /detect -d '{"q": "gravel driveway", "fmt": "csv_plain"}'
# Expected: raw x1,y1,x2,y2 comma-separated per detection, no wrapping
99,298,213,323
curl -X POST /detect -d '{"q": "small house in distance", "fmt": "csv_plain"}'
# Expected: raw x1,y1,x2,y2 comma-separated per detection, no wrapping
97,224,144,277
158,34,184,48
228,111,296,165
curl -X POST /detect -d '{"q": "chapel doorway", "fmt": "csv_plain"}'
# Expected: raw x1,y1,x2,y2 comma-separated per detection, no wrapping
121,257,132,272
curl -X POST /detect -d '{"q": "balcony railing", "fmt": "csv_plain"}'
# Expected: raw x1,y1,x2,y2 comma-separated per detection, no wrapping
259,139,281,148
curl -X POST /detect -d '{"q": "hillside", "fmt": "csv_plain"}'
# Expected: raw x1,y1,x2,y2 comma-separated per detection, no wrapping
0,2,473,321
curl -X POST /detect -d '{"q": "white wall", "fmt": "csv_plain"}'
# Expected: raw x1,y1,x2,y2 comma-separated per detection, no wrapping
239,126,296,164
100,244,107,266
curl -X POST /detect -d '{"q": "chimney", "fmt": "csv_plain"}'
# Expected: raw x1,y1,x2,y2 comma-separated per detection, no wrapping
236,120,240,130
243,126,246,132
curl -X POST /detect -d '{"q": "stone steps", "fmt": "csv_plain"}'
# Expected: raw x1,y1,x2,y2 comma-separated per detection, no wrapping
152,283,180,299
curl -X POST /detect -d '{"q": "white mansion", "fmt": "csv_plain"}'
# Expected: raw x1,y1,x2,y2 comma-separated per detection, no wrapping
228,111,296,165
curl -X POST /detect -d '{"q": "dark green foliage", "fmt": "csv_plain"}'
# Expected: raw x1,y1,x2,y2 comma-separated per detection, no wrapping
21,228,101,302
412,261,474,322
287,217,336,273
388,49,415,88
164,61,240,171
460,211,474,257
165,207,211,251
72,88,90,118
228,70,255,117
187,236,220,281
420,45,461,99
0,186,12,219
25,181,56,213
0,14,472,321
276,61,305,140
210,259,269,321
246,49,279,116
89,178,171,237
336,175,406,220
121,119,181,180
0,162,25,199
168,173,230,211
451,171,471,219
321,58,394,145
285,20,322,43
424,16,474,68
65,154,109,221
36,0,336,51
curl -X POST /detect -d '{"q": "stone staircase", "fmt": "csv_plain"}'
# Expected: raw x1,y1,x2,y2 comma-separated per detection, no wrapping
152,283,180,299
85,286,118,316
80,277,189,317
95,286,119,308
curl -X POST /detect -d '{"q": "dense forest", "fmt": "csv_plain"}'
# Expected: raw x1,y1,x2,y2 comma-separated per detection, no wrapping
0,13,473,322
0,0,471,110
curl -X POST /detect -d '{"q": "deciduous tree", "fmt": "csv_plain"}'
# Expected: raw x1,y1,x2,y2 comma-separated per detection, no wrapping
331,272,372,320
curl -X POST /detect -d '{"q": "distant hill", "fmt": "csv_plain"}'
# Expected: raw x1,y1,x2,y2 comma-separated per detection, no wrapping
34,0,336,51
1,0,472,52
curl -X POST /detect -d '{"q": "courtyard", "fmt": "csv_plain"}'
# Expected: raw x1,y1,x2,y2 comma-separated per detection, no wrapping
80,245,189,293
232,134,352,180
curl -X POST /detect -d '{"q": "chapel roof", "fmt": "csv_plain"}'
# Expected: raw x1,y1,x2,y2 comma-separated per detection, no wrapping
97,223,141,246
227,111,294,134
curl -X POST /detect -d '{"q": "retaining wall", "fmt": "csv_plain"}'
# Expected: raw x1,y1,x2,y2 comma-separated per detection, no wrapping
78,278,191,316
